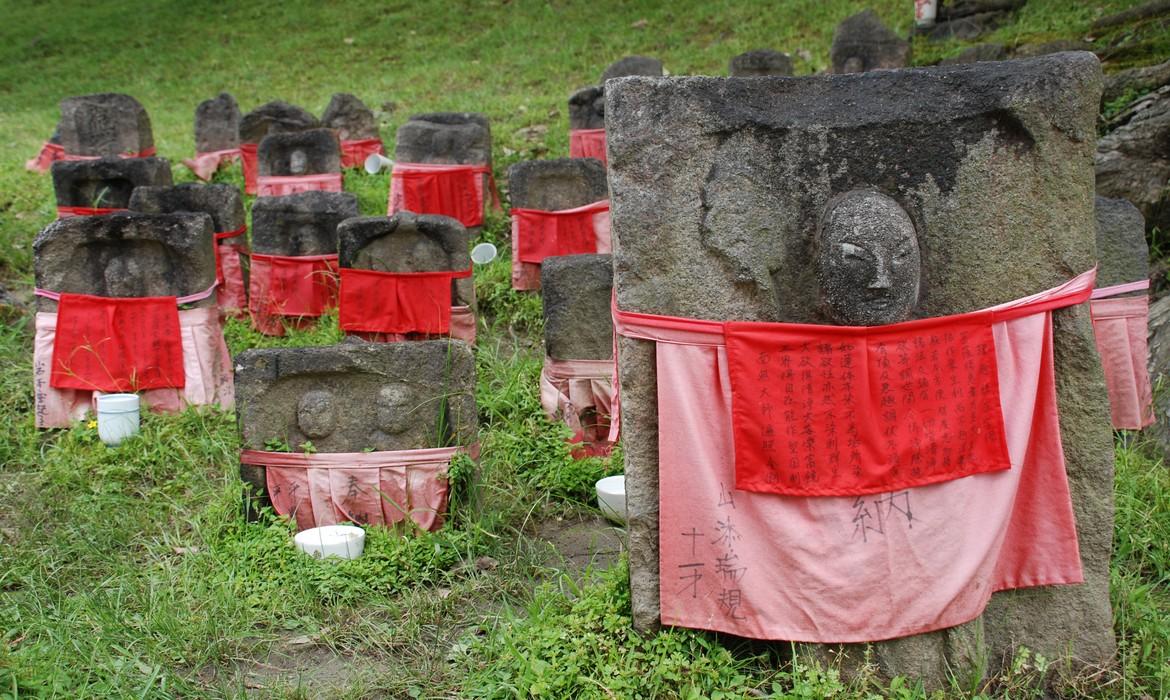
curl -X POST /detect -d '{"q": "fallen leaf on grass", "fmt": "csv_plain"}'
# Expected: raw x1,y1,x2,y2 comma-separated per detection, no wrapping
631,18,648,28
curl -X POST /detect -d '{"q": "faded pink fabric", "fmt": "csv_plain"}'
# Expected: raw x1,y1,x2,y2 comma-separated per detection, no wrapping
348,305,476,345
26,141,65,173
539,357,618,456
1090,281,1154,430
614,270,1093,642
33,306,234,428
256,172,344,197
182,148,242,180
240,446,464,532
510,201,612,291
59,146,156,161
569,128,607,165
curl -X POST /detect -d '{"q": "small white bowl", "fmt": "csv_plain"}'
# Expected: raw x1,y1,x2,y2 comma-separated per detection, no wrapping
596,475,627,525
96,393,140,446
294,525,366,560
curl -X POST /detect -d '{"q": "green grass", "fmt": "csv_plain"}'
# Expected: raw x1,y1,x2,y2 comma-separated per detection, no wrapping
2,1,1169,698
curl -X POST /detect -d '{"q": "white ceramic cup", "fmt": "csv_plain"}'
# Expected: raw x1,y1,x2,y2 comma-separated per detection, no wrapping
294,525,366,560
470,242,498,265
364,153,394,175
96,393,140,446
595,474,627,525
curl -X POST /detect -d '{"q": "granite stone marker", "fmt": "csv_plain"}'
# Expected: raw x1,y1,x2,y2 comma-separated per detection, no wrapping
568,86,606,130
602,55,664,83
257,128,342,177
194,93,241,153
250,191,358,256
51,158,173,211
236,340,477,511
1095,196,1150,288
129,183,246,235
395,112,492,166
337,212,476,311
58,93,154,157
238,101,320,144
606,52,1112,686
729,50,794,77
542,254,614,361
508,158,608,211
34,212,216,312
321,93,380,141
830,9,911,73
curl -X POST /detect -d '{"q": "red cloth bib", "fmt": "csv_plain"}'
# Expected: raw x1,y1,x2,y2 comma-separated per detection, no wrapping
726,312,1011,496
340,138,385,169
57,206,126,219
58,146,157,162
569,128,607,165
248,253,339,335
240,142,259,195
213,227,249,316
256,172,344,197
338,267,472,335
27,141,65,173
50,292,184,392
389,163,490,227
512,200,609,264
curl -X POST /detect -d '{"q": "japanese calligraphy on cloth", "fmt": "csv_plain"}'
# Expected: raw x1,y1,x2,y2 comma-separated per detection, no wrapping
1090,280,1155,430
388,162,492,228
338,267,473,338
240,446,466,532
613,269,1093,642
510,200,612,291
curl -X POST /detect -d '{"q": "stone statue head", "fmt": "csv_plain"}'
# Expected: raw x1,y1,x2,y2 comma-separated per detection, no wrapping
375,383,416,435
297,389,336,438
289,149,308,175
816,190,920,325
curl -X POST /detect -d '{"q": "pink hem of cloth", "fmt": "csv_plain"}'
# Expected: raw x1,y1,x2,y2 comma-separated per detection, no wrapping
241,445,468,532
33,306,234,428
1091,287,1154,430
182,148,242,180
539,357,618,455
256,172,344,197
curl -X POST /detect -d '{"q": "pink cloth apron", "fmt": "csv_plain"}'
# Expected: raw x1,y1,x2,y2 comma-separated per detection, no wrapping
569,128,607,165
214,227,249,317
256,172,344,197
1090,280,1155,430
510,200,612,291
240,446,467,532
26,141,65,173
340,138,385,169
247,253,339,337
33,305,234,428
540,357,618,457
182,148,242,181
387,162,501,228
240,142,259,195
612,269,1095,643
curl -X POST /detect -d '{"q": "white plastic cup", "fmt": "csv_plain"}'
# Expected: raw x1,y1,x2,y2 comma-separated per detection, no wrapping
96,393,140,446
470,242,498,265
915,0,938,27
294,525,366,560
364,153,394,175
595,475,627,525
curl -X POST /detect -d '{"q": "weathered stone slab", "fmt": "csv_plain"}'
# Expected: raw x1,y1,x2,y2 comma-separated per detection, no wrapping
235,340,477,505
1096,85,1170,234
250,192,358,256
129,183,246,234
337,212,475,309
51,157,173,210
257,128,341,176
606,52,1112,686
321,93,380,140
58,93,153,157
395,112,492,165
1102,58,1170,106
194,93,241,153
508,158,607,210
939,43,1007,64
568,86,606,130
729,49,794,77
602,55,664,83
830,9,910,73
33,212,215,312
542,254,613,361
920,0,1026,42
1148,294,1170,452
1095,196,1149,288
238,101,319,143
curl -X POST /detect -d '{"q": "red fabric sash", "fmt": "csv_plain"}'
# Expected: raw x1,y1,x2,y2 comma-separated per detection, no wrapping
338,267,472,336
1090,280,1154,430
569,128,607,165
26,141,65,173
389,162,497,228
58,146,157,162
213,227,249,315
340,138,385,169
248,253,339,335
57,206,126,219
48,292,185,392
256,172,344,197
182,148,241,181
512,200,610,264
240,142,259,195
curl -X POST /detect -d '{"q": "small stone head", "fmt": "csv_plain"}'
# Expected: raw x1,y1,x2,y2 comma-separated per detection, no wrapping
297,389,336,438
289,149,308,174
816,190,920,325
375,383,416,435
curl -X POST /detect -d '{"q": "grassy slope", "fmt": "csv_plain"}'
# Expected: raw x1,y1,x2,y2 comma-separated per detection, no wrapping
0,1,1167,698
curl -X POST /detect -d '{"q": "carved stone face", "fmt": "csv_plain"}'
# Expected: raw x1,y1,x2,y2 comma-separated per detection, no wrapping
289,149,307,175
817,190,920,326
297,389,336,438
375,383,415,435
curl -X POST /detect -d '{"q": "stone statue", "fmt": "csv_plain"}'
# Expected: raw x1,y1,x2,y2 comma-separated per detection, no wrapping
817,190,921,326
